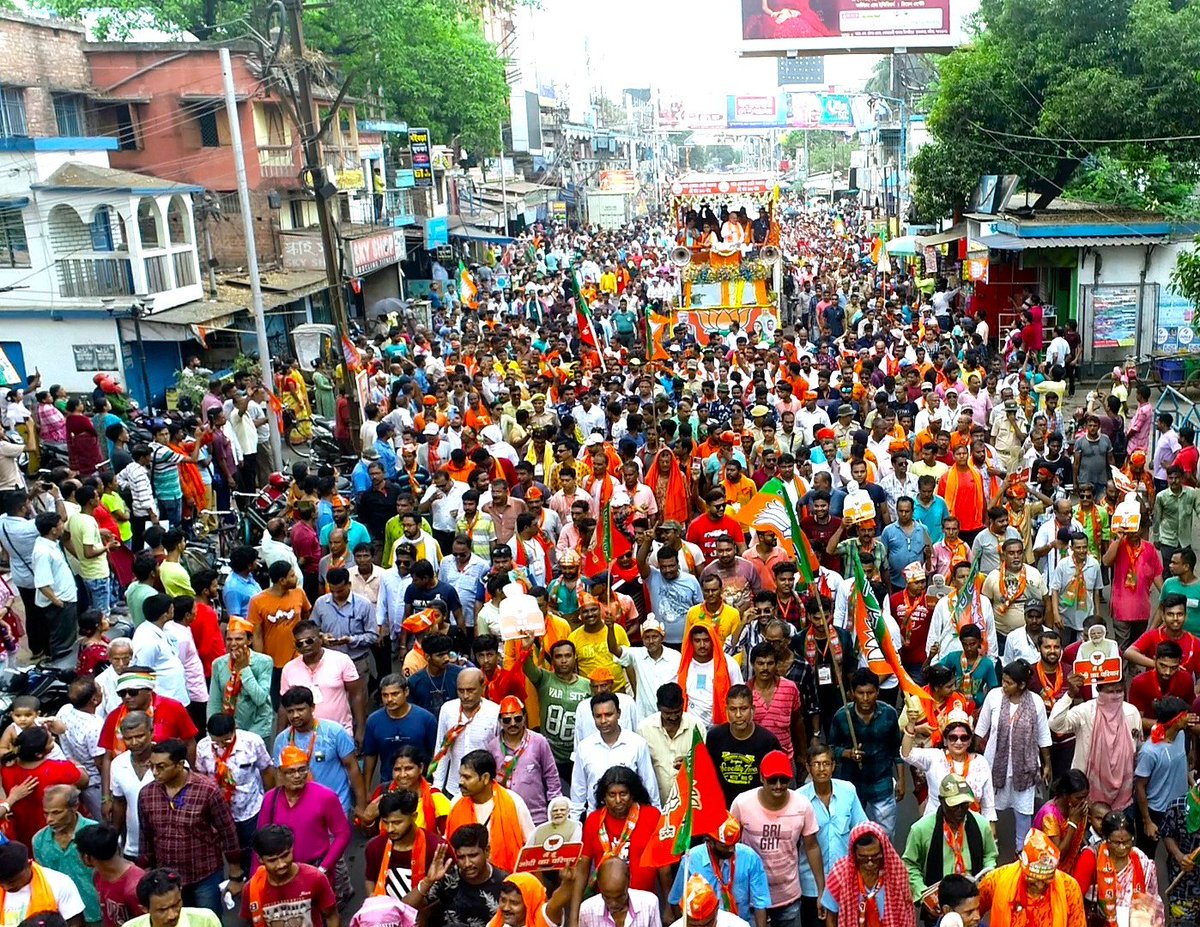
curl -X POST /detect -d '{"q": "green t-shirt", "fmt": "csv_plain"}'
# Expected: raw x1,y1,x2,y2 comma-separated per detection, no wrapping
125,581,157,626
1163,576,1200,635
158,559,195,597
525,663,591,763
101,491,132,542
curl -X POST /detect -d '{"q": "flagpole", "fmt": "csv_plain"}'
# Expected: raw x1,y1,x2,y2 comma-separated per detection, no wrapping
813,589,859,757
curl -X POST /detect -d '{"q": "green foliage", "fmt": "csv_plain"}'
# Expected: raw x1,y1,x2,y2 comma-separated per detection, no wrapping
33,0,510,157
1067,153,1200,218
911,0,1200,219
1172,240,1200,312
780,129,855,176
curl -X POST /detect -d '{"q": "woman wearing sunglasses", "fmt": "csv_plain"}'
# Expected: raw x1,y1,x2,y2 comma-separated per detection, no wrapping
901,706,998,833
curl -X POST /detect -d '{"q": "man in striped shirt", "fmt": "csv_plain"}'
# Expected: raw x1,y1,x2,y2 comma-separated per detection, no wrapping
116,444,157,552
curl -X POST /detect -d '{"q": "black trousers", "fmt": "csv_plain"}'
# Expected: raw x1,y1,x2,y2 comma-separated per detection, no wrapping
43,599,78,659
18,585,46,656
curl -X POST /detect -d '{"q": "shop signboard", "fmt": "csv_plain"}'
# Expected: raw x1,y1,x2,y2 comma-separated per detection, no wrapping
740,0,957,55
1092,284,1139,349
345,230,398,277
408,128,433,186
1155,289,1200,354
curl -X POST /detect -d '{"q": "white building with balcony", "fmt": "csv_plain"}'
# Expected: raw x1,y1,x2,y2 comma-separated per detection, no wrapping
0,136,203,399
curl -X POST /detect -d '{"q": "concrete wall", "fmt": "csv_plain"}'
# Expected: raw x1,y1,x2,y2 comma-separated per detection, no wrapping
5,314,122,392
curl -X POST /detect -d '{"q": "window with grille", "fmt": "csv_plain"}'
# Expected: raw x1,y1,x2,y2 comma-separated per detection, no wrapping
0,207,30,267
0,87,27,138
53,94,86,136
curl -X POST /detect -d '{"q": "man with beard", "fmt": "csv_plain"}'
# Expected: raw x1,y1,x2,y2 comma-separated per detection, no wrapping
902,774,998,904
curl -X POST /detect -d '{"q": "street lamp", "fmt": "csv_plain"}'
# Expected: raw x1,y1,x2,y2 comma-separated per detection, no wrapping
102,295,154,412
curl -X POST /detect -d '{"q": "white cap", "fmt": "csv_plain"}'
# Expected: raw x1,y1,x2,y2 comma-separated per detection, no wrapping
423,423,439,436
641,614,664,634
584,433,604,447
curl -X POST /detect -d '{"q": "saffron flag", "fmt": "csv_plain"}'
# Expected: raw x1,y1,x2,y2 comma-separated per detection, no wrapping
848,547,929,702
952,550,991,655
572,271,599,349
582,496,632,580
641,727,726,868
458,261,478,308
734,478,819,577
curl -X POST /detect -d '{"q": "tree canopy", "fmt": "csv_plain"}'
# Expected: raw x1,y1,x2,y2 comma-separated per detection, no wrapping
35,0,510,155
910,0,1200,221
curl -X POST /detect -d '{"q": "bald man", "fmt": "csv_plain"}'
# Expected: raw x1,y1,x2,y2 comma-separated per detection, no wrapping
34,785,102,925
576,858,662,927
431,667,500,798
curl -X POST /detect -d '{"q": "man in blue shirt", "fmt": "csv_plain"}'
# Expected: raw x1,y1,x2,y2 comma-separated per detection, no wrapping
374,423,399,479
318,501,371,552
361,674,438,787
669,814,772,923
273,686,367,813
797,742,867,908
879,498,932,590
222,546,262,619
914,476,950,544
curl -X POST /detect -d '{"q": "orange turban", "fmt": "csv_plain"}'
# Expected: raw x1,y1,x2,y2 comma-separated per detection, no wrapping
279,746,310,769
227,617,254,635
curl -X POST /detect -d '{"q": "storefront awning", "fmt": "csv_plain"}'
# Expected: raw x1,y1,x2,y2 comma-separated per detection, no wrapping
448,218,513,244
916,224,967,248
981,232,1166,250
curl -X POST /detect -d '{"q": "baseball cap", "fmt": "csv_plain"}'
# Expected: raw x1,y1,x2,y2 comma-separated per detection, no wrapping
760,750,793,781
938,774,975,807
641,615,664,635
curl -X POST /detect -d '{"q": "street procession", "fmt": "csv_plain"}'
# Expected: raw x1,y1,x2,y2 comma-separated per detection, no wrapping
0,1,1196,927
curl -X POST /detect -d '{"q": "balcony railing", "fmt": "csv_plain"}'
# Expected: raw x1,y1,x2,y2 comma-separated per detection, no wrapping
345,188,417,227
258,144,297,179
57,257,134,298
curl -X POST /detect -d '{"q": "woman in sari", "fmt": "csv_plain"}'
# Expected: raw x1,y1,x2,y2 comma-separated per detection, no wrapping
279,360,312,444
1034,769,1091,876
93,397,122,460
1076,811,1161,927
1160,784,1200,926
312,359,336,420
35,391,66,449
65,397,102,476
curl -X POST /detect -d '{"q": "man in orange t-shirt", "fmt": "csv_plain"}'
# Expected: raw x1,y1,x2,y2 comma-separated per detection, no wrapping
248,559,313,698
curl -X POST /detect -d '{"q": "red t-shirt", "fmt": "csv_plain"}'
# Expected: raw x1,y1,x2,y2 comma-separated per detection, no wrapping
889,590,932,665
1131,629,1200,676
800,515,843,572
1128,668,1195,718
1177,446,1200,485
1,759,82,846
190,602,227,677
240,863,337,927
95,864,146,927
686,514,745,559
97,695,198,752
581,805,663,892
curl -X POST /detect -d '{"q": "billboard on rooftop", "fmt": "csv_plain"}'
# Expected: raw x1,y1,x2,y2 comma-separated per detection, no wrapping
739,0,965,56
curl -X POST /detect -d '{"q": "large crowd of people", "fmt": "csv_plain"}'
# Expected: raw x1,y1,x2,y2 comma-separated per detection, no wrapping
0,203,1191,927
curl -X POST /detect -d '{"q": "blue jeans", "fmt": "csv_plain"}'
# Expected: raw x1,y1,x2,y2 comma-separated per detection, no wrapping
768,899,802,927
84,578,111,615
863,793,898,838
183,868,225,916
159,496,183,528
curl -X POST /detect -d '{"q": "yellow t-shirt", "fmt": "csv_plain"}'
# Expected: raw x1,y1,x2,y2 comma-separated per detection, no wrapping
687,603,743,646
568,624,630,692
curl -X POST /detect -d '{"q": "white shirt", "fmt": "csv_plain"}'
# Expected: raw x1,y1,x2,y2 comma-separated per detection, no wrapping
261,536,302,582
669,914,748,927
684,654,744,726
96,665,121,720
573,692,641,749
54,703,104,785
1002,628,1042,665
131,621,190,706
433,699,500,797
905,746,998,821
421,482,466,533
109,750,155,855
2,865,84,924
928,592,999,658
194,731,273,823
32,535,75,607
376,569,414,635
165,621,208,704
570,728,660,817
615,645,684,719
974,689,1052,796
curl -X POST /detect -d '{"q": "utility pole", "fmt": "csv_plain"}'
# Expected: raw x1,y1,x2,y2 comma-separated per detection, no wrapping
220,47,284,471
283,0,362,446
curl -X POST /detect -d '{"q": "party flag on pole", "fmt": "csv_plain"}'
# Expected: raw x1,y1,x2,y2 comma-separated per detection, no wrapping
641,727,726,868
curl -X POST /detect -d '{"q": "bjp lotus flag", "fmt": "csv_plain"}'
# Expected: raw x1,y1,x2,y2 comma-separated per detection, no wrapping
849,547,930,703
641,728,726,868
734,478,802,559
458,261,478,308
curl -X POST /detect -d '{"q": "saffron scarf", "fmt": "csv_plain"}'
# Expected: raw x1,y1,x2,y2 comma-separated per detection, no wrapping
110,699,156,754
0,864,58,919
372,826,428,897
985,864,1070,927
943,464,984,527
1096,843,1145,927
595,804,640,869
445,784,527,872
485,874,547,927
212,736,239,804
222,670,243,715
676,620,732,725
645,449,691,525
1123,539,1146,590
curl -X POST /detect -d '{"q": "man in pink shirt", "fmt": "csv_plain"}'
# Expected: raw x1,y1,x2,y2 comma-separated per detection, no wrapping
1126,384,1154,456
616,460,659,523
279,620,367,746
731,750,826,924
